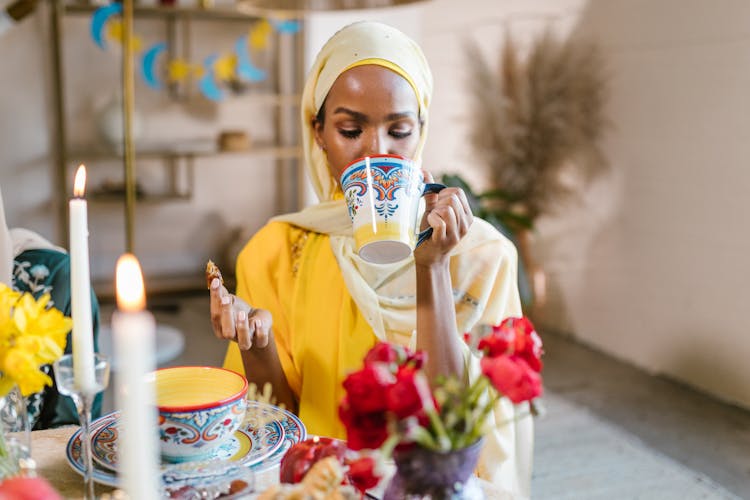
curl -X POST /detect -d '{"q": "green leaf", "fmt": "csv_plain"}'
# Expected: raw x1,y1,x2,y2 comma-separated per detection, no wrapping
477,188,517,202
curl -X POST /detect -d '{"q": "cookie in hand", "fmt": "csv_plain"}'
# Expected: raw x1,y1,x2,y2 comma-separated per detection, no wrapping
205,260,224,289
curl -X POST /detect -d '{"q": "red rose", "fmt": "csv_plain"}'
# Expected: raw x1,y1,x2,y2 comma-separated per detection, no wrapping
478,323,515,357
481,317,544,372
508,317,544,372
0,476,62,500
339,400,389,450
364,342,402,365
342,364,394,413
346,455,381,494
517,328,543,372
386,366,424,418
480,355,543,403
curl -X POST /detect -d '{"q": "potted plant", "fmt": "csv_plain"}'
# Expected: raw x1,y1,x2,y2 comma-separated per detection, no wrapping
448,30,609,311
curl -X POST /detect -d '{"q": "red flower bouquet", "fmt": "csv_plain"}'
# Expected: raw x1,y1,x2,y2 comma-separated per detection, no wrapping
339,316,544,454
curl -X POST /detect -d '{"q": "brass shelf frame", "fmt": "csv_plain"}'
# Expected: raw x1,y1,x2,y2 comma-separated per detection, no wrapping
49,0,305,252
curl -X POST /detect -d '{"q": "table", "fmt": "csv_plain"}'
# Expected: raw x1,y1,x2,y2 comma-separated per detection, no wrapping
31,426,112,499
31,428,515,499
30,427,280,499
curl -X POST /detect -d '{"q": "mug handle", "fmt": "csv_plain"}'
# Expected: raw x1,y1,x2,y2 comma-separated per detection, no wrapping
415,183,447,248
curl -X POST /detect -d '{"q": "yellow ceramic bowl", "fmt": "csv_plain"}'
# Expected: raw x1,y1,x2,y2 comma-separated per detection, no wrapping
155,366,248,463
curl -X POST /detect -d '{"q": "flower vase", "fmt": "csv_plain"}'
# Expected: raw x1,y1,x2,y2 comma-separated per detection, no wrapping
0,384,31,479
383,439,485,500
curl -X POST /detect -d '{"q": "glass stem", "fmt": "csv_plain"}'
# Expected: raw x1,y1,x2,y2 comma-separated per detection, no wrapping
0,416,10,479
76,391,95,500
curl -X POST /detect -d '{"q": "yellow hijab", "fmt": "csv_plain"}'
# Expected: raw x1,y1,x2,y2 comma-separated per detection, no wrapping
272,21,516,342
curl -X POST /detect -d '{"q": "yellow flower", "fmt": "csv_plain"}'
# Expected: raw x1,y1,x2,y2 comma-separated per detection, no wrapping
1,348,52,397
0,283,71,398
0,285,20,341
14,294,71,349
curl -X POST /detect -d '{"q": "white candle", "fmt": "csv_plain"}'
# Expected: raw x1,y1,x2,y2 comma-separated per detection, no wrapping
113,254,160,500
69,165,96,391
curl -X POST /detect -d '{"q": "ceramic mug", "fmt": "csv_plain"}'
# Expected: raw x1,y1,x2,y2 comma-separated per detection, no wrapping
340,155,445,264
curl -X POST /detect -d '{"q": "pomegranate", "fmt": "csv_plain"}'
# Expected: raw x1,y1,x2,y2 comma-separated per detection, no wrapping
279,437,349,484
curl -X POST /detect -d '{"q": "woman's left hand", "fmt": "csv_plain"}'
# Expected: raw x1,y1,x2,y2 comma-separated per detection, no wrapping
414,171,473,266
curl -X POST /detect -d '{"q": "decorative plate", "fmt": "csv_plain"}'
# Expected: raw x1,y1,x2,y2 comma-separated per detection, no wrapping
65,413,120,487
244,401,307,473
66,403,300,487
89,412,284,472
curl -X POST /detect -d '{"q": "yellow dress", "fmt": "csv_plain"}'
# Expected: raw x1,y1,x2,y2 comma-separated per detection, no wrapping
223,221,378,439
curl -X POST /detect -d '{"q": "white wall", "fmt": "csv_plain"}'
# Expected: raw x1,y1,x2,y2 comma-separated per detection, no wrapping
545,0,750,409
417,0,750,409
2,0,749,408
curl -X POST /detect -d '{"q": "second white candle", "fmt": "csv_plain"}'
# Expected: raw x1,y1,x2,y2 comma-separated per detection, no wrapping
112,253,160,500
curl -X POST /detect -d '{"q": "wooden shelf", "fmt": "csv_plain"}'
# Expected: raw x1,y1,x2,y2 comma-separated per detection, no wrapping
236,0,426,15
68,142,302,161
63,2,272,22
94,272,207,301
88,191,191,203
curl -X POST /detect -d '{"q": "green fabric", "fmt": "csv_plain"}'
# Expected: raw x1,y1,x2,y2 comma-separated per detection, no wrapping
12,248,102,429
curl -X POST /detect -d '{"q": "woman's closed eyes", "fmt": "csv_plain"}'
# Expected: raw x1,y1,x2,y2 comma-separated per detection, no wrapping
332,107,417,141
337,126,414,140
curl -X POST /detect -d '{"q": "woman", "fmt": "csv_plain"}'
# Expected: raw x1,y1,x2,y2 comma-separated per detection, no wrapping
210,21,532,495
0,187,102,429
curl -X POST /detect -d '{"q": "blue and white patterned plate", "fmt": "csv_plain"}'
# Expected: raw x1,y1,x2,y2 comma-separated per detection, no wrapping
65,414,120,487
244,401,306,473
88,412,284,472
66,403,299,487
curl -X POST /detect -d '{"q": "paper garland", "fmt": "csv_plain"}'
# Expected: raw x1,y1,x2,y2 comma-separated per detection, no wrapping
89,2,300,101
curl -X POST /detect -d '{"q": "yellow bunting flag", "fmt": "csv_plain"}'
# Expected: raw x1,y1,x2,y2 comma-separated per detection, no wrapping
213,54,237,82
249,19,272,50
107,20,142,52
168,59,203,82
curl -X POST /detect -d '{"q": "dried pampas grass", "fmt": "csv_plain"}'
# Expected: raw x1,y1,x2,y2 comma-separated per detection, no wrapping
465,30,609,224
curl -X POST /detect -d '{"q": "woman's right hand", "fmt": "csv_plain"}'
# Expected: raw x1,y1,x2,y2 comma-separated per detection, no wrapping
209,278,273,351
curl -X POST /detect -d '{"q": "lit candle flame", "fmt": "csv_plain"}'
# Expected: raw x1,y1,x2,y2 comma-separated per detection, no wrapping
116,253,146,312
73,165,87,198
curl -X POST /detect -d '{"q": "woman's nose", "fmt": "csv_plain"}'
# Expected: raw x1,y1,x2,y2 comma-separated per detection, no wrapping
363,131,389,157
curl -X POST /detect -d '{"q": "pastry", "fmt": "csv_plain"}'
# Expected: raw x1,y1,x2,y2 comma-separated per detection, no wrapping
205,259,223,289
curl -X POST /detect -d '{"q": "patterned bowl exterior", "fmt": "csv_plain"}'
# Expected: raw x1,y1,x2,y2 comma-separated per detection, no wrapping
155,366,248,463
158,398,247,462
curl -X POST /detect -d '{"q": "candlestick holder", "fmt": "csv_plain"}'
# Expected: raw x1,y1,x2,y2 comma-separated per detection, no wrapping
53,353,110,500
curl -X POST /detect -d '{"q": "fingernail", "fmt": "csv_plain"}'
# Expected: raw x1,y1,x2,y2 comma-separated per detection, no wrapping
221,296,231,305
255,319,262,330
238,310,246,321
211,278,219,289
